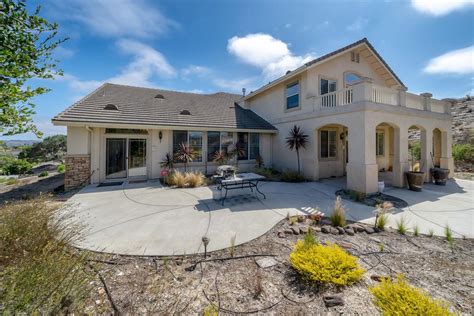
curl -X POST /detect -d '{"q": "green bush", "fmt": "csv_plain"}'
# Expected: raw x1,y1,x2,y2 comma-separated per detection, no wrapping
281,170,305,182
290,240,364,286
452,143,474,163
370,275,455,315
0,157,33,175
38,171,49,177
0,198,91,313
255,167,279,181
57,164,65,173
409,141,421,161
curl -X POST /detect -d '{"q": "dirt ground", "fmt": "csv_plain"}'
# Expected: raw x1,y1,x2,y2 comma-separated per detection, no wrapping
83,218,474,314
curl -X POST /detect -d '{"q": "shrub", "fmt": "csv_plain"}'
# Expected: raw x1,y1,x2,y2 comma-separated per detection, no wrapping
290,240,364,286
281,170,305,182
0,198,91,313
185,171,205,187
452,143,474,163
330,196,346,227
0,157,32,175
38,171,49,177
57,164,65,173
396,216,408,234
167,170,186,187
255,167,279,181
369,275,455,315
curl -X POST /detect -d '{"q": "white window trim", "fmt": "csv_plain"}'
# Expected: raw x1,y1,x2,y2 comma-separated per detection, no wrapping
319,128,338,160
319,76,338,96
237,132,260,161
284,80,301,112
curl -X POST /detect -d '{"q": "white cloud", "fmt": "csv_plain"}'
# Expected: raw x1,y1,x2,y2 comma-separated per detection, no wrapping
53,0,178,38
424,46,474,75
411,0,474,16
213,78,256,93
346,18,369,32
227,33,315,81
181,65,212,77
285,23,292,28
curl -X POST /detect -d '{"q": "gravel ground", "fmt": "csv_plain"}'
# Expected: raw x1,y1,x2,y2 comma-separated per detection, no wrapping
83,218,474,314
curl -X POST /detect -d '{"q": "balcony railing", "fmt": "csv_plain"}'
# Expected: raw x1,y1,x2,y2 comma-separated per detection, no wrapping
312,80,449,114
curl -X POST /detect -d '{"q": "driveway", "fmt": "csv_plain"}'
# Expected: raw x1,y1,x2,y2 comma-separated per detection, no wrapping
65,178,473,256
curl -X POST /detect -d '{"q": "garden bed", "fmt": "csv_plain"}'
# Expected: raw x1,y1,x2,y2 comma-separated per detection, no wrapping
335,189,408,208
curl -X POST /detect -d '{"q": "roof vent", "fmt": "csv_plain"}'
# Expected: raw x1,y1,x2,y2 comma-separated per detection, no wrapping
286,70,291,75
104,104,119,111
155,94,165,99
180,110,191,115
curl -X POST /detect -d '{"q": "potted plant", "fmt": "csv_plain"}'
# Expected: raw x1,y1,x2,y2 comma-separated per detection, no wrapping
429,152,449,185
405,146,425,192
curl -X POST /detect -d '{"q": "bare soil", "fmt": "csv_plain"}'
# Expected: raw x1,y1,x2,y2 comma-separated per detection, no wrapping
82,218,474,314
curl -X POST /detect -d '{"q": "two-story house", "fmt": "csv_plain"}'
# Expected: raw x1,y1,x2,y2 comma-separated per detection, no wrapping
53,38,453,194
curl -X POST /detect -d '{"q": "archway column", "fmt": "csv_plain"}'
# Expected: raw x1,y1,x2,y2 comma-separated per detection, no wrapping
346,114,378,194
392,127,409,187
440,129,454,177
312,128,320,180
421,128,433,182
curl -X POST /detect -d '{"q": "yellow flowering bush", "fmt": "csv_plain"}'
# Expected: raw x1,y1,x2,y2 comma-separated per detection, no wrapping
289,240,364,286
369,275,455,316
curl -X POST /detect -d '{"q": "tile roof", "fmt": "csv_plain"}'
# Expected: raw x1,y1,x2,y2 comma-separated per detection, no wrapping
53,83,277,131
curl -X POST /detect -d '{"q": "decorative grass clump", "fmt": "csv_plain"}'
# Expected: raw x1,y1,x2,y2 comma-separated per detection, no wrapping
167,170,186,188
290,239,364,286
167,170,204,188
330,196,346,227
185,171,205,188
370,275,455,315
396,216,408,235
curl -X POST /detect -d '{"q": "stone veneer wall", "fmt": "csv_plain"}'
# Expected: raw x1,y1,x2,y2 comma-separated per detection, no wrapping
65,155,91,190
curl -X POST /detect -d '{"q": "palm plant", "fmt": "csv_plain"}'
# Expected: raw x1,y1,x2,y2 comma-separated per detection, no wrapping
212,150,228,165
160,152,174,170
286,125,309,174
228,142,246,168
174,142,195,172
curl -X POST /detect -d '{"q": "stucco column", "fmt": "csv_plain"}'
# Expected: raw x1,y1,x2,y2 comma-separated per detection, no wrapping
392,127,409,188
397,86,407,107
421,93,432,112
440,130,454,177
352,77,373,103
346,113,378,194
420,128,433,182
312,129,320,180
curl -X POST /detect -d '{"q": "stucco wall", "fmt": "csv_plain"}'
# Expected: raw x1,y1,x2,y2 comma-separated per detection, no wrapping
67,126,90,155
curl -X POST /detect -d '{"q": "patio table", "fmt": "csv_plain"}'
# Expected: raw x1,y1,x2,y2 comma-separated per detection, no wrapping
216,172,266,205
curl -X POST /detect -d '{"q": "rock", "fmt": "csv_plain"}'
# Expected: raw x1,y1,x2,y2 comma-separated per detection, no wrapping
297,215,306,223
300,226,309,234
321,225,331,233
369,237,381,243
256,257,278,268
336,241,353,249
291,227,300,235
370,275,383,282
365,227,375,234
344,227,355,236
356,225,365,233
277,231,285,238
337,227,345,235
284,229,293,234
313,226,322,232
323,295,344,307
330,227,339,235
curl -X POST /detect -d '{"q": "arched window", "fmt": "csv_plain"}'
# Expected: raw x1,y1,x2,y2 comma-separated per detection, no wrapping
344,72,362,87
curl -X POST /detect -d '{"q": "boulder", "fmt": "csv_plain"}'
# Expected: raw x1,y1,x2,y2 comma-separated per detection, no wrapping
365,227,375,234
313,226,322,232
323,295,344,307
256,257,278,269
321,225,331,234
277,231,285,238
344,227,355,236
337,227,345,235
330,227,339,235
291,227,300,235
300,226,309,234
356,225,366,233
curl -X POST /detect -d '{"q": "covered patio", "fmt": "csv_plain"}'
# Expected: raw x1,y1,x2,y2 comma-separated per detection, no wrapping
63,178,473,256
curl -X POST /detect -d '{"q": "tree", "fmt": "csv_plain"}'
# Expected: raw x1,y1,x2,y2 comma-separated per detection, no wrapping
286,125,309,174
1,0,67,136
18,134,66,162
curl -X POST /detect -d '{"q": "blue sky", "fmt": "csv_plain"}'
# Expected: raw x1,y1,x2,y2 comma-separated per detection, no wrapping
3,0,473,140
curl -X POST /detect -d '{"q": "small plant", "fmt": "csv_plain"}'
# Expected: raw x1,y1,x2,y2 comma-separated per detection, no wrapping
203,304,218,316
174,143,195,172
396,216,408,235
290,240,364,286
57,164,65,173
212,150,228,165
281,170,305,182
445,225,453,242
297,215,306,223
168,170,186,188
38,171,49,177
255,154,264,168
369,275,455,315
330,196,346,227
250,267,264,299
428,228,434,237
379,243,385,252
373,201,393,230
229,234,236,257
413,225,419,236
303,228,318,246
185,171,205,187
160,152,175,170
255,167,276,180
289,216,298,225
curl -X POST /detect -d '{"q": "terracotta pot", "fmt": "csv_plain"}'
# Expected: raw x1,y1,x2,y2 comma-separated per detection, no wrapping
430,167,450,185
405,171,425,192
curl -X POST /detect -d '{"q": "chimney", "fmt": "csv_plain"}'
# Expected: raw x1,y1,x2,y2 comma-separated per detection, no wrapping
242,88,246,97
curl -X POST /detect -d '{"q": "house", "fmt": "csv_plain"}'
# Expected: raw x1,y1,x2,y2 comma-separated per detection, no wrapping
53,38,453,193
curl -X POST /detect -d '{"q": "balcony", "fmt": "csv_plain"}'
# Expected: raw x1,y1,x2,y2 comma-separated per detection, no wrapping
312,79,449,114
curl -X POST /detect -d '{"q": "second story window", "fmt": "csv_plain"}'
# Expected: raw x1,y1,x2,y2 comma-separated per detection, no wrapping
286,81,299,109
320,78,337,95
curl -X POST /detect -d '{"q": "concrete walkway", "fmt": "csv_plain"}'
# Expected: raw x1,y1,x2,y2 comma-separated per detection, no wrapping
65,178,473,256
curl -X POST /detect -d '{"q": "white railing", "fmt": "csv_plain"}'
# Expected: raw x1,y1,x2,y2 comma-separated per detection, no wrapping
314,87,353,109
371,85,398,105
406,92,424,110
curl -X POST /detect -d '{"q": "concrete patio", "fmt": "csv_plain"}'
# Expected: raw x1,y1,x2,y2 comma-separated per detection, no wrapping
65,178,473,256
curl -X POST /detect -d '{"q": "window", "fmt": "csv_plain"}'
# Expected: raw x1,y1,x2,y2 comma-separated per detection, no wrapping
189,131,203,162
237,132,249,160
344,72,362,86
320,130,337,159
286,81,299,109
320,78,337,95
351,51,360,63
105,128,148,134
207,131,234,162
249,133,260,159
173,130,203,162
376,132,384,156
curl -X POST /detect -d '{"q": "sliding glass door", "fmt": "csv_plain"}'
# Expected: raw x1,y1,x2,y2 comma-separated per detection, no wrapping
128,139,147,177
105,138,147,179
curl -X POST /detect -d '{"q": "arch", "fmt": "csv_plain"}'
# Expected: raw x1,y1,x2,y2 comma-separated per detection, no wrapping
432,128,442,167
104,103,119,111
314,123,349,180
375,122,399,187
343,71,363,87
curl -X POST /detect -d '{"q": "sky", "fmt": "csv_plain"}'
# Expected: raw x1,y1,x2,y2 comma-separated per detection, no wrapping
3,0,473,140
